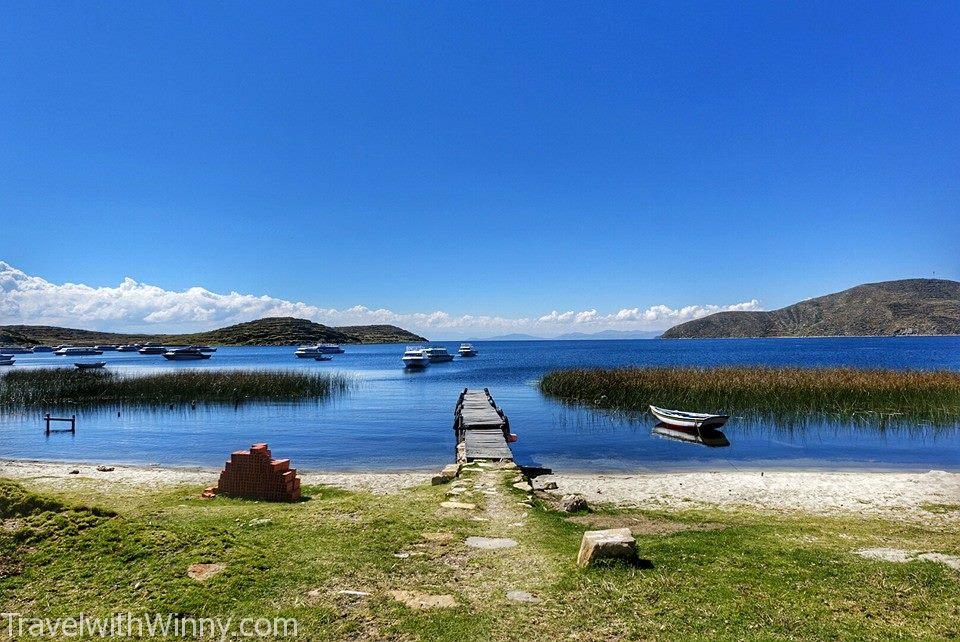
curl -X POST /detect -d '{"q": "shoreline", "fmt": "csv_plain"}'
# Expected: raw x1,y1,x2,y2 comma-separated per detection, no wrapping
4,458,958,523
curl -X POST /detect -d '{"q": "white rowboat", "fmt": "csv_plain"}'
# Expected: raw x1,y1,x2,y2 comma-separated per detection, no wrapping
649,405,729,430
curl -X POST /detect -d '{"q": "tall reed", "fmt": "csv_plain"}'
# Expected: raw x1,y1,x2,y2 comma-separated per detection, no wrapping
539,367,960,423
0,369,349,408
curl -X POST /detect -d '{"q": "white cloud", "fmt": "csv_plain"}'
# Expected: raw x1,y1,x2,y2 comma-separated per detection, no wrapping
0,261,762,338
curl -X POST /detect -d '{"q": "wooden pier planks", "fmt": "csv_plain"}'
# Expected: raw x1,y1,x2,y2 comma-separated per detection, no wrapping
454,388,514,461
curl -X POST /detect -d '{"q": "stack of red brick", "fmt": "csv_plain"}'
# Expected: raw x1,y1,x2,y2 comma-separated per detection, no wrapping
216,443,301,502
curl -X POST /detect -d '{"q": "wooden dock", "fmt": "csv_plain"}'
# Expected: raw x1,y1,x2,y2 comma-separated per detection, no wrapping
453,388,514,462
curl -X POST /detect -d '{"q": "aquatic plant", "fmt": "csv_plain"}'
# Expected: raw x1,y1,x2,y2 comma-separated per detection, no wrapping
0,368,348,408
539,367,960,423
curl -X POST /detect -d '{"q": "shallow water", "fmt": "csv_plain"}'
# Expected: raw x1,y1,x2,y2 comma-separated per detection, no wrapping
2,337,959,472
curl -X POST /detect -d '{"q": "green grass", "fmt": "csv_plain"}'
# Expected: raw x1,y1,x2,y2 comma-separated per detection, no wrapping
0,368,348,408
540,366,960,423
2,476,958,640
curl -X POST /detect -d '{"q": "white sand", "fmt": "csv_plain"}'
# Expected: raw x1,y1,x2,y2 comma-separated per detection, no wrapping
541,469,960,523
0,459,431,495
4,459,959,523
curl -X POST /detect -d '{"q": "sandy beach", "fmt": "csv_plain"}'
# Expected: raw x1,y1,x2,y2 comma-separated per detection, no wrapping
4,458,958,524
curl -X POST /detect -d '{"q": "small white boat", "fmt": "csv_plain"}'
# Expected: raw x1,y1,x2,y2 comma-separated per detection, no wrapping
31,345,55,352
163,347,211,360
649,405,729,430
55,346,103,356
116,344,141,352
423,346,454,363
458,343,477,357
75,361,107,370
401,347,430,368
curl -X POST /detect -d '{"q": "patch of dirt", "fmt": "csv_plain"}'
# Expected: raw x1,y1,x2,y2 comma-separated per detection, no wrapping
0,554,23,578
566,513,723,535
2,518,23,532
389,590,458,609
187,562,225,581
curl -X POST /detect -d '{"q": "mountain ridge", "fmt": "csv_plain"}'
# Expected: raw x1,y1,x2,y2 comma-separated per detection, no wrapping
661,279,960,338
0,317,426,346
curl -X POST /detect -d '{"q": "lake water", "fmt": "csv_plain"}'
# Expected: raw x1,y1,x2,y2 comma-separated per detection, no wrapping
2,337,959,472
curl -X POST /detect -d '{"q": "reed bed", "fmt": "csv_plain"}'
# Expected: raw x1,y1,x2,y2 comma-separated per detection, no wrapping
0,368,348,408
539,367,960,423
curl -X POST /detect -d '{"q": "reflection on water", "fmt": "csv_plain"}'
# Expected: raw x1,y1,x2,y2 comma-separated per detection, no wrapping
1,337,959,472
651,423,730,448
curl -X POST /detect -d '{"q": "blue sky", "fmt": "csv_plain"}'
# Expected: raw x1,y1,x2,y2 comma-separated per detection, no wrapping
1,1,958,337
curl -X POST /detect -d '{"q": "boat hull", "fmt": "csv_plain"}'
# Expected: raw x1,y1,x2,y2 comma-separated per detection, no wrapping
75,362,107,370
649,405,729,430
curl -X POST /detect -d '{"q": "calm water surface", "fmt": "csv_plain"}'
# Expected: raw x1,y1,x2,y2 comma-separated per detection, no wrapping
2,337,959,472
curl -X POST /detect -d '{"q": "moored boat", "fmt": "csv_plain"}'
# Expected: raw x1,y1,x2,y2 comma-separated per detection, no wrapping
295,345,322,358
95,344,119,351
31,345,54,352
138,345,166,354
56,346,103,356
423,346,454,363
401,347,430,368
75,361,107,370
193,345,216,352
162,347,211,360
649,405,729,430
116,344,141,351
314,355,333,362
0,355,15,366
318,343,344,354
0,346,33,354
458,343,477,357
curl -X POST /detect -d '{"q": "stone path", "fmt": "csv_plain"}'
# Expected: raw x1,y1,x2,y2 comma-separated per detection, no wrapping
389,461,546,610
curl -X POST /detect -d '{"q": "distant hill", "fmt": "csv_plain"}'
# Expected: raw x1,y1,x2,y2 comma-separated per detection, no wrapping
555,329,661,340
468,333,547,341
661,279,960,339
0,317,426,346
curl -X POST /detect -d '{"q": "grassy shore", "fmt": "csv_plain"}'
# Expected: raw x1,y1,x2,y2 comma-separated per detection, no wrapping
0,368,348,408
539,367,960,422
1,472,958,640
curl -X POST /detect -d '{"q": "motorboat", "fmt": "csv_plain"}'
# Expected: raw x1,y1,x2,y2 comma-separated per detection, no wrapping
401,347,430,368
162,347,211,360
423,346,454,363
138,345,166,354
652,423,730,448
458,343,477,357
193,345,216,352
295,345,322,358
31,345,55,352
55,346,103,356
95,344,119,351
649,405,729,430
117,344,141,352
0,355,14,366
0,346,32,354
75,361,107,370
52,344,73,351
296,343,343,358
